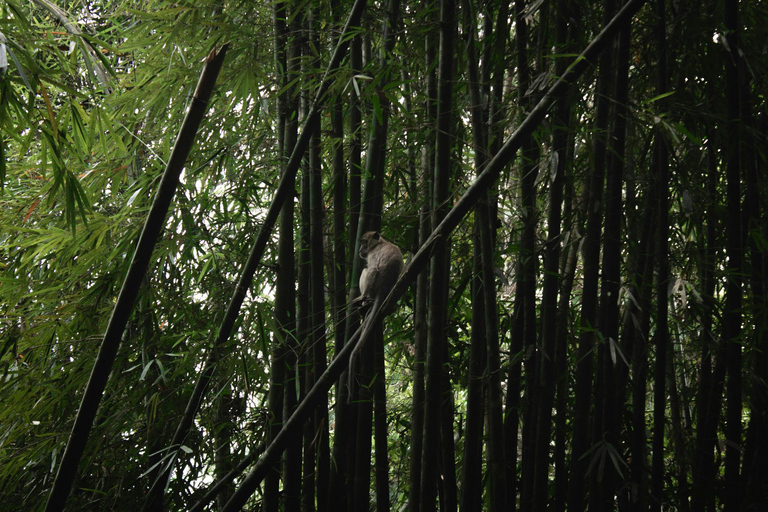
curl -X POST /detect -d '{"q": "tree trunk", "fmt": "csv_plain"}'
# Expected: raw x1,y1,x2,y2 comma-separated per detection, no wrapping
265,4,298,508
650,0,670,508
622,169,657,512
666,334,691,512
408,31,436,511
481,5,510,508
595,0,629,507
690,135,724,512
281,14,304,512
373,330,391,512
420,0,457,509
327,27,364,512
308,11,330,504
409,200,430,512
347,2,401,509
723,2,743,510
552,5,579,510
330,6,348,418
296,126,312,512
567,0,612,507
460,1,488,509
532,0,572,507
742,68,767,512
514,2,540,507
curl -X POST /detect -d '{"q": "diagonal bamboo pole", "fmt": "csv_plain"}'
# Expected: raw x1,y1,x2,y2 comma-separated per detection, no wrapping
217,0,648,509
45,44,229,512
146,1,371,509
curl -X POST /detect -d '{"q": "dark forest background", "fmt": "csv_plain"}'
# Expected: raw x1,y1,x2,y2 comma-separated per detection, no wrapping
1,0,767,510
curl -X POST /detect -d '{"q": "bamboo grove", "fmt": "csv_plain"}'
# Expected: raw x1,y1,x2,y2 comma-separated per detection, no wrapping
0,0,766,511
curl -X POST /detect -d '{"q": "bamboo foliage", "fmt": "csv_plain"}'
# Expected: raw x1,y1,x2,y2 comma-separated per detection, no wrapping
1,0,767,511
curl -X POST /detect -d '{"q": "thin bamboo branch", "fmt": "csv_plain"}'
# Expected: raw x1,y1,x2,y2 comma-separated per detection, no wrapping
31,0,111,87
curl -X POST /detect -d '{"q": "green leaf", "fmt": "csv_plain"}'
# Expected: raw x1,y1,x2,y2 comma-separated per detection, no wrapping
645,90,675,103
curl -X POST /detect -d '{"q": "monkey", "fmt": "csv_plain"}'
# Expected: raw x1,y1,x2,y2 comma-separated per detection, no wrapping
348,231,404,393
356,231,404,313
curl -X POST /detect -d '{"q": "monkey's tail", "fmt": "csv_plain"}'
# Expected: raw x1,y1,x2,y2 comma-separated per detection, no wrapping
346,297,383,402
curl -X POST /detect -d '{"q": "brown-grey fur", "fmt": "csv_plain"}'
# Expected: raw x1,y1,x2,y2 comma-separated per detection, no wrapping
357,231,404,309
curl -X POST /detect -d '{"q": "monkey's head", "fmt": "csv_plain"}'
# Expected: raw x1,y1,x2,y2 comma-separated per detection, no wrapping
359,231,381,260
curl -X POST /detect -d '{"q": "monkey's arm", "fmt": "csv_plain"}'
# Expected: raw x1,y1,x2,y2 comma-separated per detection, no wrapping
358,267,371,298
350,267,375,315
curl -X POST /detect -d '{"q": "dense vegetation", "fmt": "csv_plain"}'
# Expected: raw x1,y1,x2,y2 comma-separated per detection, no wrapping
1,0,766,510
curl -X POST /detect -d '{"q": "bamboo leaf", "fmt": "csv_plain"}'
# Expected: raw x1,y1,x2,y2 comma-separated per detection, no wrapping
645,90,675,103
